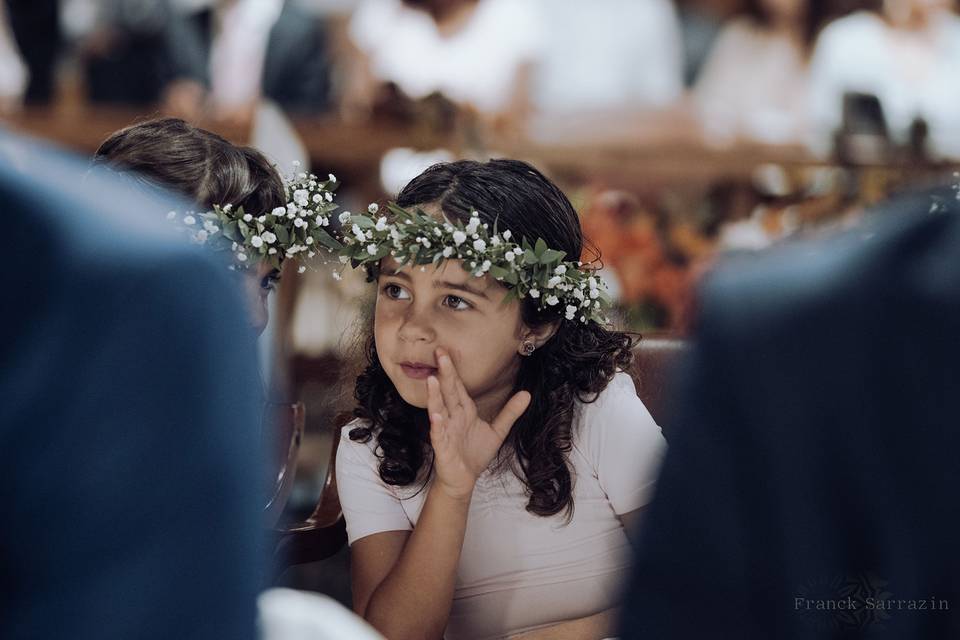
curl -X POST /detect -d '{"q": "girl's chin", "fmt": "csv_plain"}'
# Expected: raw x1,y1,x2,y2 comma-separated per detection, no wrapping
390,378,428,409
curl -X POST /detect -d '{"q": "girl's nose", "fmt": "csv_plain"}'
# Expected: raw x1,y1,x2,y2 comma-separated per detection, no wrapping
397,305,435,343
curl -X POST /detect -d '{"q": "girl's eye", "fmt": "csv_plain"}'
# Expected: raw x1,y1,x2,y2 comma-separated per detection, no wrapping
261,276,279,292
383,283,410,300
443,295,471,311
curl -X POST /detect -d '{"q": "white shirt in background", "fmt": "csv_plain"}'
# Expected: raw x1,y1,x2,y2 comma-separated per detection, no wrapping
530,0,684,115
348,0,542,114
808,10,960,159
694,17,811,146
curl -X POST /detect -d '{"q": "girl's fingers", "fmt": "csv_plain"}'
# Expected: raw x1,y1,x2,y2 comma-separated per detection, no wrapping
491,390,531,440
426,375,448,421
436,350,462,416
454,376,477,423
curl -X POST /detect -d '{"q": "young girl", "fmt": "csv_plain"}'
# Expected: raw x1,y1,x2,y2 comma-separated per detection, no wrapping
335,159,667,640
93,117,292,336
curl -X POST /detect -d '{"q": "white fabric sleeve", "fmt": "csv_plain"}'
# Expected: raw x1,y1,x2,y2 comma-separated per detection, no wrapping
335,426,413,545
579,372,667,515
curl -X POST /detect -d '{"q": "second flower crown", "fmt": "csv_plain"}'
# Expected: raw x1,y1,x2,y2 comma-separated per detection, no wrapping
167,162,611,324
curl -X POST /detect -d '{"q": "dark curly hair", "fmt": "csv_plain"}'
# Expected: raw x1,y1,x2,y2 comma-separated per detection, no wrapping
348,159,635,517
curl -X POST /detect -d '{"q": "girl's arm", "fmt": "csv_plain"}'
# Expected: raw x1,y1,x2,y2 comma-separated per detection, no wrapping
351,484,472,640
350,348,531,640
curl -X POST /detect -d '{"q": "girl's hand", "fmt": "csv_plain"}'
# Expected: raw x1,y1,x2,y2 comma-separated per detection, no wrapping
426,348,531,501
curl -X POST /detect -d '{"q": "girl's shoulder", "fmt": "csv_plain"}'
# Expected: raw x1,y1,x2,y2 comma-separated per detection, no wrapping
337,418,380,469
572,370,664,456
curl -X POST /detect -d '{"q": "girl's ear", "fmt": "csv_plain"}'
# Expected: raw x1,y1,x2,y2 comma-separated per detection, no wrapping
521,320,561,350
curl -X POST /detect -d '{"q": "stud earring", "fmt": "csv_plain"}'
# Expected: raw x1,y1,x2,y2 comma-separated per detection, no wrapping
520,340,536,356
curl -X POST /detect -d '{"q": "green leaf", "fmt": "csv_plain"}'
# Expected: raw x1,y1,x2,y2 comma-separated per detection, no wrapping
521,237,533,252
540,249,566,264
488,265,511,280
274,225,290,244
523,250,539,265
351,215,375,228
534,238,548,257
222,220,240,242
315,229,343,252
237,219,251,238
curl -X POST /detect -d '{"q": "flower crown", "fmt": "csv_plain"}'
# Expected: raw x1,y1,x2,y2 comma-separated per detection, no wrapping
321,203,611,324
165,161,340,274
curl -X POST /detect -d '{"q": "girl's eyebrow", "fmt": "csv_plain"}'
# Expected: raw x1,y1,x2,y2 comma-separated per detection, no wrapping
383,268,489,300
434,280,489,300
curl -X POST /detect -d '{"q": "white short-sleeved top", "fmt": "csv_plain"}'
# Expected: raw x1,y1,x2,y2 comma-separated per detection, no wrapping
336,372,666,640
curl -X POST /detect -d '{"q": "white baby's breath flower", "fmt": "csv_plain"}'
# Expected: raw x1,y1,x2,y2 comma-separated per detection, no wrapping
166,211,177,220
298,265,307,274
573,288,585,301
339,255,349,264
258,216,266,223
312,194,322,203
368,203,379,214
293,189,309,205
452,230,467,245
328,173,337,183
271,207,286,217
352,224,365,242
367,244,377,255
287,203,297,215
222,204,233,212
194,230,208,244
332,271,343,281
546,276,562,288
237,252,248,262
262,231,277,244
268,248,277,255
505,251,516,262
473,239,486,253
529,288,540,299
339,211,351,224
554,264,567,275
465,216,480,235
588,277,598,290
589,288,600,299
513,248,524,256
183,215,196,226
375,217,388,231
491,236,501,246
251,235,264,248
305,236,314,245
565,305,577,320
546,295,560,306
442,246,454,258
232,242,239,250
307,251,315,258
481,260,491,272
365,230,373,239
503,230,512,240
325,192,333,202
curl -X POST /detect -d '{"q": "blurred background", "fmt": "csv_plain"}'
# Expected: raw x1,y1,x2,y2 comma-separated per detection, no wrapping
4,0,958,604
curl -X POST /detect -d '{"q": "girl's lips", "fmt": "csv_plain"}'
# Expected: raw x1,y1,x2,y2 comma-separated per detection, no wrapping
400,364,438,380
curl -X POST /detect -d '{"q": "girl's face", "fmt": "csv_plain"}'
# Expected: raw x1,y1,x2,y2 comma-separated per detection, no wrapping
374,255,528,422
242,261,280,336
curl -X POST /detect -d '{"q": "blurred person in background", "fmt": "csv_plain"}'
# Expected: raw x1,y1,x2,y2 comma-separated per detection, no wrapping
528,0,683,123
69,0,331,123
1,130,265,640
0,2,29,112
808,0,960,159
4,0,59,104
693,0,831,146
619,183,960,639
340,0,540,133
